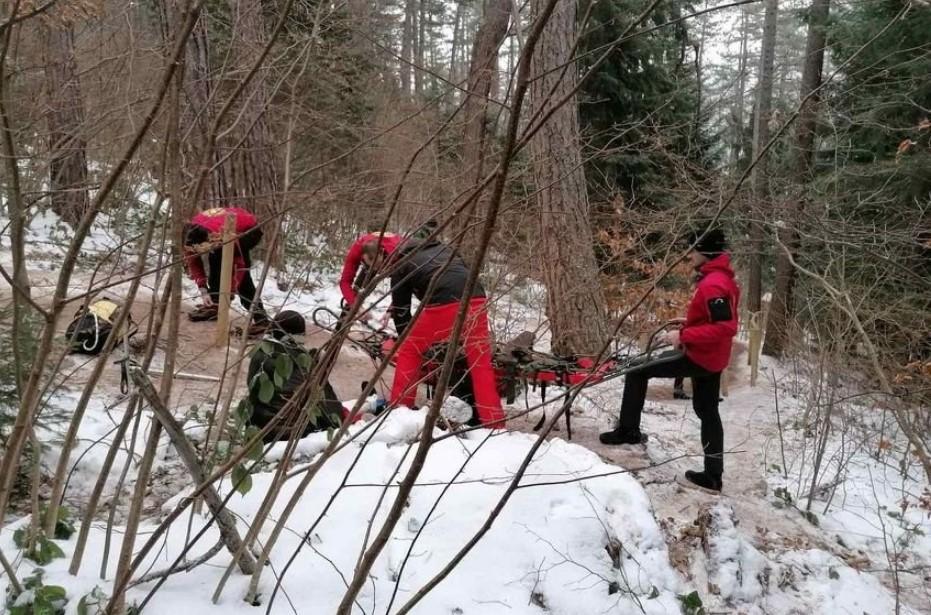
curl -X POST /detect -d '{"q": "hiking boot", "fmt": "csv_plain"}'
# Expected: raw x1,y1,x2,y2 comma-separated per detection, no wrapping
673,389,691,400
599,429,648,446
683,470,722,493
247,321,270,337
188,304,218,322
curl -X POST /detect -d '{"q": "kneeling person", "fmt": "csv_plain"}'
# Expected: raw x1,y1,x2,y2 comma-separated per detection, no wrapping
246,311,345,442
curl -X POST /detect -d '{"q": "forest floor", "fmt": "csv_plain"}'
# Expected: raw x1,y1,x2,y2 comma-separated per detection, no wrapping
1,213,929,614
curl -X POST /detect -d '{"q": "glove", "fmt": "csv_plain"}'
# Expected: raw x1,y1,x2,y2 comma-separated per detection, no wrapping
199,287,214,307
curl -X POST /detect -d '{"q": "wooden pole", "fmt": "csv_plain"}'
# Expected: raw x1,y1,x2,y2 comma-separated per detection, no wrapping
215,212,236,346
748,310,762,386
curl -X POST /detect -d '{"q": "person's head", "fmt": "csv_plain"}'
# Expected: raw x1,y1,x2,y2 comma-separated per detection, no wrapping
360,239,388,269
686,226,727,269
270,310,306,340
183,224,215,255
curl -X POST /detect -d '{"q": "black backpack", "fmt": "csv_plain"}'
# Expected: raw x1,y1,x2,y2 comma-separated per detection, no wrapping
65,299,136,355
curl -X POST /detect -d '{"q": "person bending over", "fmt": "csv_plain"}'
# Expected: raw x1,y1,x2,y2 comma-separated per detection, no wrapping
183,206,269,335
361,238,506,427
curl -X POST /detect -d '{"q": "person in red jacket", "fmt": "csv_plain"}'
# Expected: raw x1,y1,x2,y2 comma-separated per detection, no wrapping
183,207,269,331
361,238,506,428
600,226,739,492
339,231,403,309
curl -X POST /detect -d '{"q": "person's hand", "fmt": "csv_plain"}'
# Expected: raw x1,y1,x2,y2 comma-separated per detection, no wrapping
199,287,214,307
658,329,681,348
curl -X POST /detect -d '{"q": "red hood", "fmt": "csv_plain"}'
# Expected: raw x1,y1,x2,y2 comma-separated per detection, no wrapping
698,253,735,279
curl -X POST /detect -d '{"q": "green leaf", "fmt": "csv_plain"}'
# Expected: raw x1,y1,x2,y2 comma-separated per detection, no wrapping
29,536,65,565
77,587,108,615
273,371,284,389
13,527,27,548
231,464,253,496
258,373,275,404
259,341,275,356
676,591,705,615
295,353,311,370
236,399,253,424
274,354,293,382
243,426,264,461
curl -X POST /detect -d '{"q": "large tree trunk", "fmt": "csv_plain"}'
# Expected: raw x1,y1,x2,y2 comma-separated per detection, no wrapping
730,6,750,168
225,0,281,223
529,0,608,356
43,20,89,227
763,0,830,357
400,0,415,95
747,0,778,316
455,0,511,257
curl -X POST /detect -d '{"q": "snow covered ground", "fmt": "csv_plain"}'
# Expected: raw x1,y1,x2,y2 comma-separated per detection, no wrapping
1,210,929,614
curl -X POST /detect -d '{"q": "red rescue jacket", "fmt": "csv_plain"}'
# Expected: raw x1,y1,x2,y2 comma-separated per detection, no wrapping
184,207,257,290
339,232,403,305
680,253,740,373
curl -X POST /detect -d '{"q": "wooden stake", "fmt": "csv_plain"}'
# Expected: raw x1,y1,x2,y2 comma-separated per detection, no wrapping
215,212,236,346
748,310,762,386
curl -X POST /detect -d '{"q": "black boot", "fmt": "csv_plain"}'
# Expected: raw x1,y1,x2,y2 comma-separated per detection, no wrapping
683,470,722,492
599,429,647,446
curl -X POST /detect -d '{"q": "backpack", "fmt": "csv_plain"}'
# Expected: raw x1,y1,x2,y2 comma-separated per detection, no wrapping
65,299,136,355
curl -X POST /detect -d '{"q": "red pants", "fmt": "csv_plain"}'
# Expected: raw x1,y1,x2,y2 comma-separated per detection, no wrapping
391,298,505,427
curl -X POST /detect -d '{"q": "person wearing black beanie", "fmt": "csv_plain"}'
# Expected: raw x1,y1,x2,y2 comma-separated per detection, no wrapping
600,225,740,493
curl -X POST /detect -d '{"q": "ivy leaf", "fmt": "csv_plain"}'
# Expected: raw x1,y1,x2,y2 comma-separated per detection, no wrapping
258,373,275,404
231,464,253,496
236,399,253,424
29,536,65,565
13,527,27,548
244,426,264,461
273,371,284,389
275,354,293,382
295,353,312,370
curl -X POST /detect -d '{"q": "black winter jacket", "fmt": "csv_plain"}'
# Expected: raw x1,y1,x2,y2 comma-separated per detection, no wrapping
389,240,484,334
247,336,344,442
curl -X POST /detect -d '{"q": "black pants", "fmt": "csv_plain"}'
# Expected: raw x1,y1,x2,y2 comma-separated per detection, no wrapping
206,240,268,323
618,350,724,477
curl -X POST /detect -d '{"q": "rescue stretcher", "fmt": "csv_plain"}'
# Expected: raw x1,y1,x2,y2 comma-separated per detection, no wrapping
311,306,673,436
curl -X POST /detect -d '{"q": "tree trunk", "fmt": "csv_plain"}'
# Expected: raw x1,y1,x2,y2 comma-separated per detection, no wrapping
763,0,830,357
43,20,89,227
225,0,281,223
415,0,426,96
529,0,608,356
730,6,749,168
401,0,415,94
450,0,465,84
456,0,511,258
747,0,778,315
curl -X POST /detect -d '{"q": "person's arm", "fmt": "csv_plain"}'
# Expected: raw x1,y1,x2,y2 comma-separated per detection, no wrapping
339,241,363,305
679,285,738,345
184,249,208,288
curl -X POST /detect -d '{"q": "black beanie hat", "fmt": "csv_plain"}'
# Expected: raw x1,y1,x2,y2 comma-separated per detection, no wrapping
272,310,306,337
688,227,727,258
184,224,209,246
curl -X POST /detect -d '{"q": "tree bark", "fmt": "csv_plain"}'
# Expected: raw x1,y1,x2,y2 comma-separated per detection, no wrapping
747,0,778,315
225,0,280,223
400,0,415,94
763,0,830,357
415,0,426,96
730,6,749,168
42,18,88,227
529,0,608,356
456,0,511,258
